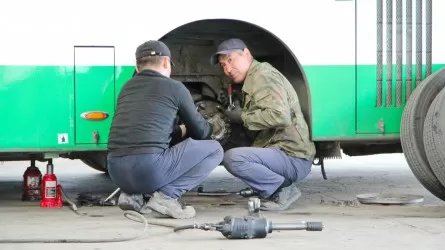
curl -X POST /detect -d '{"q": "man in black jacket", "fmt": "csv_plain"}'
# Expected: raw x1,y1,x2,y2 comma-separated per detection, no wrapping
107,40,224,219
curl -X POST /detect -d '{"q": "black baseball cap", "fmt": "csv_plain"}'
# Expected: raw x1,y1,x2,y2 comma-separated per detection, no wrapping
210,38,247,65
135,40,175,66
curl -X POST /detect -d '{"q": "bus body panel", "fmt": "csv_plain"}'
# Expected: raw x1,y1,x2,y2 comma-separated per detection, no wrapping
0,0,356,66
0,0,444,153
356,0,445,134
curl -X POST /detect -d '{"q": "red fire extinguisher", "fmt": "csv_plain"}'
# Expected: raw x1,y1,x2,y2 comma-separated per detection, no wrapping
22,159,42,201
40,159,63,208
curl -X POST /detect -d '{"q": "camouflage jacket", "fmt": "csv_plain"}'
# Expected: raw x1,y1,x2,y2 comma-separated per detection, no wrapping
240,60,316,161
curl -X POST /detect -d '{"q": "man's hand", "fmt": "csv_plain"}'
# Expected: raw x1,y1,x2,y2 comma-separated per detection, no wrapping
179,124,186,137
224,101,243,124
170,124,187,147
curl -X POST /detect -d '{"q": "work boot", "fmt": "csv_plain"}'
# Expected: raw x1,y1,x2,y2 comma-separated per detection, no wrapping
118,192,168,218
260,183,301,211
146,191,196,219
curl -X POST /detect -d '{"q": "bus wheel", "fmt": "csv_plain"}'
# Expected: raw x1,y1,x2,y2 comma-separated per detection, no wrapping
400,67,445,201
423,80,445,188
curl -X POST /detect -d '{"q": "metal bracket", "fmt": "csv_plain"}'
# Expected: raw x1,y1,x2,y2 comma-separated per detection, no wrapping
93,131,100,144
313,157,327,180
43,153,60,159
247,197,261,218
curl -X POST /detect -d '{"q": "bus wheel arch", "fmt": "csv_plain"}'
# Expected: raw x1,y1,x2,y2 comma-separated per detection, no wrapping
157,18,314,138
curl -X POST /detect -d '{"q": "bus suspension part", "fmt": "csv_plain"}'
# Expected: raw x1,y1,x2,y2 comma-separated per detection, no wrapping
312,157,327,180
195,99,232,145
312,141,342,180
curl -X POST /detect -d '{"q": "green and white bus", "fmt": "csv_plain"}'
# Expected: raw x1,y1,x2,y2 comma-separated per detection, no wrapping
1,0,445,201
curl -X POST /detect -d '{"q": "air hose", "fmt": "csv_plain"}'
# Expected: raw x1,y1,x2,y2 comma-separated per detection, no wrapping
0,187,184,244
0,187,324,243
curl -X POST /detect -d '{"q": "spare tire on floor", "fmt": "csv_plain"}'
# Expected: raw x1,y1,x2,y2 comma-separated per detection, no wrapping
423,82,445,187
400,67,445,201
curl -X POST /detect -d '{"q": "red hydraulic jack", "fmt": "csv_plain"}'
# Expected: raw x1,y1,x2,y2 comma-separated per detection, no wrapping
40,159,63,208
22,159,43,201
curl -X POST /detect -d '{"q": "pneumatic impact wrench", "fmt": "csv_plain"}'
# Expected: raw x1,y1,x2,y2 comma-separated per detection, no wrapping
173,197,323,239
173,215,323,239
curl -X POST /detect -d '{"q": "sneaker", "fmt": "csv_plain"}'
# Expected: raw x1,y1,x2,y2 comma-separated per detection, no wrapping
118,192,144,212
118,192,168,218
260,183,301,211
146,191,196,219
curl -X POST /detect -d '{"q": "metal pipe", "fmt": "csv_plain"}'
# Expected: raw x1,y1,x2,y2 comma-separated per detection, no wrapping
415,0,423,88
271,222,323,231
425,0,432,77
46,160,53,174
386,0,393,107
406,0,413,100
396,0,403,106
376,0,383,107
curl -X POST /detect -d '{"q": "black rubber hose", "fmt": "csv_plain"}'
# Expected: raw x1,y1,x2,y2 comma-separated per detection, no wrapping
0,187,184,244
0,211,180,244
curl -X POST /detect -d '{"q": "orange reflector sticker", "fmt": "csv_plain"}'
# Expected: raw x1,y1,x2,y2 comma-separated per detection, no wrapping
80,111,109,121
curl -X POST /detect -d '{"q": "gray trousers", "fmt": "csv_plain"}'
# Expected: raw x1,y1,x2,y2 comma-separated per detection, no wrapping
222,147,312,198
107,138,224,199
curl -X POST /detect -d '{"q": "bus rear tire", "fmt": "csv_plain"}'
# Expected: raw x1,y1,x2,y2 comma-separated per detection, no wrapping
423,78,445,188
400,67,445,201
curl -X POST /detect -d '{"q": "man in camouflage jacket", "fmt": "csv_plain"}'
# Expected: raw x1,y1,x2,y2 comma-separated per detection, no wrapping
210,38,316,211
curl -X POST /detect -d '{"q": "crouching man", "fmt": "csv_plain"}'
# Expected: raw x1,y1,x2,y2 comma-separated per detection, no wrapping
107,40,223,219
210,38,316,211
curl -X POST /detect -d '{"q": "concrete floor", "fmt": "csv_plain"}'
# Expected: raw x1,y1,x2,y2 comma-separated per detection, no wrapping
0,153,445,249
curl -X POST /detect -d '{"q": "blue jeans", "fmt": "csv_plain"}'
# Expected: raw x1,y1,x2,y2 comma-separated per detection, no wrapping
107,138,224,199
223,147,312,198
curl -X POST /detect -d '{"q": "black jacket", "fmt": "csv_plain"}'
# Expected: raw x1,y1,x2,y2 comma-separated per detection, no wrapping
107,69,213,157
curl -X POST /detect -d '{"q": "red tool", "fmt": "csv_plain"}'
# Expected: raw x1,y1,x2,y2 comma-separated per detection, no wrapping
40,159,63,208
227,83,235,110
22,159,42,201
